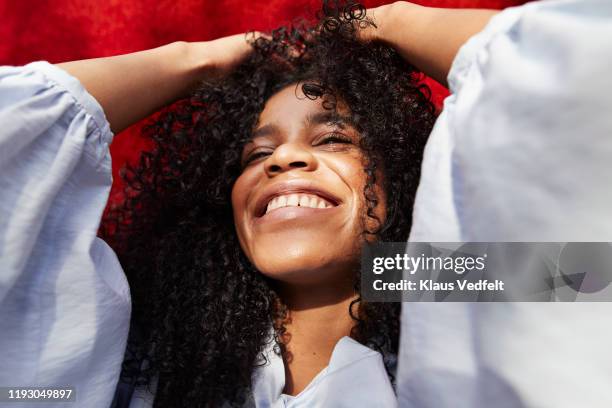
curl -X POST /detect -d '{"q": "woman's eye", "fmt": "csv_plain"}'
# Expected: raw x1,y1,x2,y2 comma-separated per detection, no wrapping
317,133,352,145
244,151,271,165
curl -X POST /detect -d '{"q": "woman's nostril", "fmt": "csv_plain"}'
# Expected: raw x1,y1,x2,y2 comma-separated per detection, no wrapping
289,161,308,168
268,161,308,172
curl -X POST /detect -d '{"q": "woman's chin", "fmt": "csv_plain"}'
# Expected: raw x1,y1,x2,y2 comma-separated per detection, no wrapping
253,247,356,286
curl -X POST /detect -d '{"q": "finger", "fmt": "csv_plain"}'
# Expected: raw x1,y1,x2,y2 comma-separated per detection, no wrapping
355,7,382,43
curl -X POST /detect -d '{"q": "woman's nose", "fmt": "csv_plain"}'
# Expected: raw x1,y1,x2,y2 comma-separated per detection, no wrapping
264,143,318,176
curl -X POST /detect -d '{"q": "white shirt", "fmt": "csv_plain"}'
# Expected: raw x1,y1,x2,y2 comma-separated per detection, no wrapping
251,336,397,407
0,62,130,408
401,1,612,408
2,1,612,407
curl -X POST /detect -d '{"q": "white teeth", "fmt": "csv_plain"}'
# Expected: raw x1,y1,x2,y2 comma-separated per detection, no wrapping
264,193,335,214
287,194,299,207
299,195,310,207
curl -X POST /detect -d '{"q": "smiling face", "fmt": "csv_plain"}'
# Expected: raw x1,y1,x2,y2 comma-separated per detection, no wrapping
231,83,386,286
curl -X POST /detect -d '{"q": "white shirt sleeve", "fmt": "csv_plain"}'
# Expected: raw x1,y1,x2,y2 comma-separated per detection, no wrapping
410,0,612,242
0,62,131,407
401,1,612,407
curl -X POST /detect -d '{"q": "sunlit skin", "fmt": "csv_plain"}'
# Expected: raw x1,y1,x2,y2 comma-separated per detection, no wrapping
231,83,386,395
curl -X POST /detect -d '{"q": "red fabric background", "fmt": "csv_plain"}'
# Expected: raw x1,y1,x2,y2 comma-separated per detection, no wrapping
1,0,529,203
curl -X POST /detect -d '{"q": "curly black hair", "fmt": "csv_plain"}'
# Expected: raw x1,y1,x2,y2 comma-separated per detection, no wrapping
102,1,436,406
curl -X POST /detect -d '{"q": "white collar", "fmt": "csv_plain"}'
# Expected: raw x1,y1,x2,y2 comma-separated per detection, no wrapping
251,336,398,407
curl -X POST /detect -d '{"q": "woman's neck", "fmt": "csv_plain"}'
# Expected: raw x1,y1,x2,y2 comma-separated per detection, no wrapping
277,282,358,396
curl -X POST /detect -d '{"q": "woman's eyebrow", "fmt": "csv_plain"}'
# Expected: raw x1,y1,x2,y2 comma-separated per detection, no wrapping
305,111,355,129
250,123,279,140
249,111,355,142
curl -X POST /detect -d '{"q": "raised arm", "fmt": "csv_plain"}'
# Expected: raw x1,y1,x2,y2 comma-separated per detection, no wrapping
58,33,257,133
365,2,499,86
0,33,257,407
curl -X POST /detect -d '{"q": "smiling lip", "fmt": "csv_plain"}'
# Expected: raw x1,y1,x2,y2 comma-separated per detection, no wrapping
253,181,341,218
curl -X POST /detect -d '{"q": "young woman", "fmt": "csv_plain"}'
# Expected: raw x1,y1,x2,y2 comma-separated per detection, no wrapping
6,0,610,407
102,5,438,405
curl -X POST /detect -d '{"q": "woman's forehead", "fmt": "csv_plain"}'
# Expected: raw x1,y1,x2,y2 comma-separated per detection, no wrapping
252,84,354,139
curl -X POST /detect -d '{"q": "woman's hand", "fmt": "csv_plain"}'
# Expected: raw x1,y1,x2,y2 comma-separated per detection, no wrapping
354,2,394,43
191,32,261,80
58,33,259,134
358,2,498,86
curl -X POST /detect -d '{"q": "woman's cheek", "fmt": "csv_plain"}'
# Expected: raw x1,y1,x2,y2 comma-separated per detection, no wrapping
329,153,387,236
231,168,258,257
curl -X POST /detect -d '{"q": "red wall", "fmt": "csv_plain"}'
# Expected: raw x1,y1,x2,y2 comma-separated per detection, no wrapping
1,0,530,203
